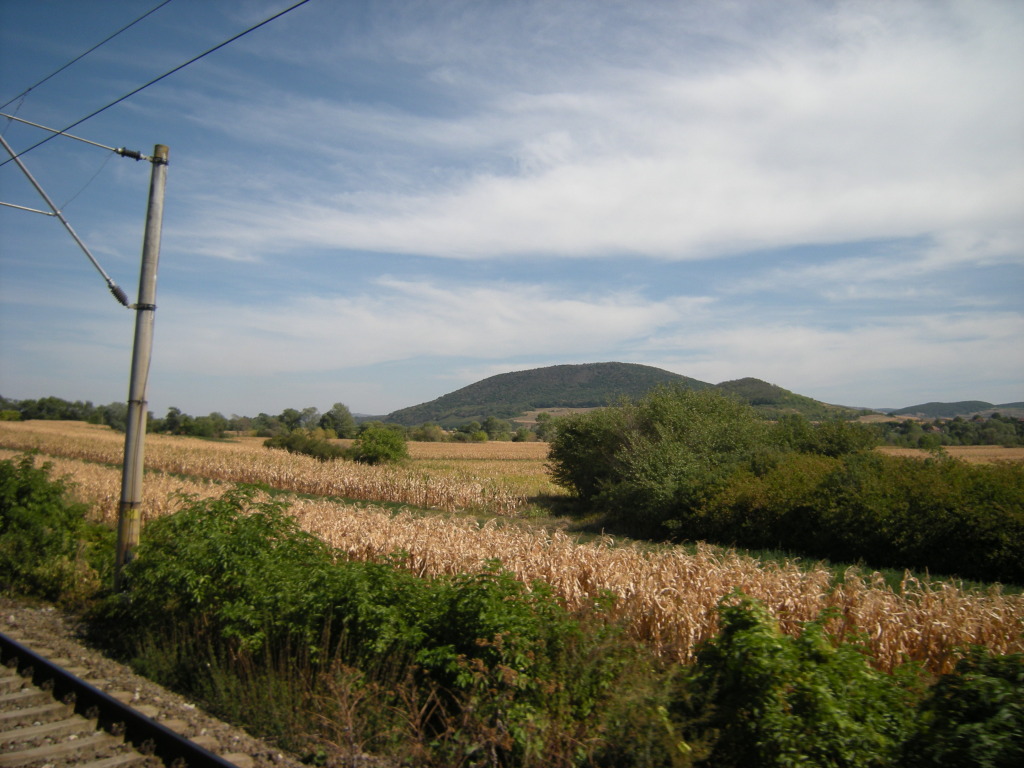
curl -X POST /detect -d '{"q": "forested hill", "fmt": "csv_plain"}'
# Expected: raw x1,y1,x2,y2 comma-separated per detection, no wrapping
383,363,856,427
884,401,1024,418
385,363,706,426
714,378,861,420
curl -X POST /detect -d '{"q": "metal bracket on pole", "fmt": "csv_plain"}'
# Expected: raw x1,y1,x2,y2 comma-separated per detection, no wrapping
0,131,132,307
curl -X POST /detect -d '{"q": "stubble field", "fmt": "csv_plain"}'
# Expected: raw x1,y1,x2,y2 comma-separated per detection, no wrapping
2,419,1022,674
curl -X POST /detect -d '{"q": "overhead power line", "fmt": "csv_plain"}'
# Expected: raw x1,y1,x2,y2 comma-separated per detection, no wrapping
1,0,176,110
0,0,314,170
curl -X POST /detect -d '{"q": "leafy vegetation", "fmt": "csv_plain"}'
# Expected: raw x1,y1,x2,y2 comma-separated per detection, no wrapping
901,649,1024,767
264,424,410,464
346,424,410,465
876,413,1024,448
263,428,348,461
549,387,1024,583
0,395,128,430
93,488,675,766
682,594,924,767
0,454,112,603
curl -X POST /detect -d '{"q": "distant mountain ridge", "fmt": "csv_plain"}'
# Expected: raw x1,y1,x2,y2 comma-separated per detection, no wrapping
383,363,860,427
881,401,1024,419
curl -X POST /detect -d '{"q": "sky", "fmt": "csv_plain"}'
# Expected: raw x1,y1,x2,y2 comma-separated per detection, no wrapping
1,0,1022,419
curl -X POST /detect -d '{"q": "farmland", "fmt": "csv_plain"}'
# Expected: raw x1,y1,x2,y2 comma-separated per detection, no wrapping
877,444,1024,463
2,419,1022,675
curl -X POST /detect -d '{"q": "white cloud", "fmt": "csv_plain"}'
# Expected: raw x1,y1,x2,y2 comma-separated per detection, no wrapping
164,0,1024,266
153,278,713,376
650,310,1024,405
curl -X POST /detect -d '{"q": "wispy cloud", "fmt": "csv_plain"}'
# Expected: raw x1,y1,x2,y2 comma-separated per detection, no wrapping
154,278,712,377
163,0,1024,264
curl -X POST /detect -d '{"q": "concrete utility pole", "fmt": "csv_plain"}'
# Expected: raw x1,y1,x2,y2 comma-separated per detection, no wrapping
115,144,169,590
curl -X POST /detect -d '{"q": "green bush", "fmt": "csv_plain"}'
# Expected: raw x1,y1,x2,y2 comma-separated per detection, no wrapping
682,594,923,768
550,389,1024,583
694,452,839,549
813,453,1024,582
347,424,409,465
773,414,879,457
264,429,347,461
901,649,1024,767
549,387,770,535
98,488,671,766
0,453,112,603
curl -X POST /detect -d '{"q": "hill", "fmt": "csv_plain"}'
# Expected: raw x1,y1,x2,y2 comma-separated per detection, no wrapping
385,363,709,427
713,378,861,420
885,401,1024,419
384,363,859,427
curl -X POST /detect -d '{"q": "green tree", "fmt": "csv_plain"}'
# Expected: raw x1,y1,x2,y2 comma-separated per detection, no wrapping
409,422,448,442
298,406,321,431
533,411,557,441
548,387,769,533
158,406,185,434
348,425,409,465
482,416,512,441
96,401,128,432
319,402,357,438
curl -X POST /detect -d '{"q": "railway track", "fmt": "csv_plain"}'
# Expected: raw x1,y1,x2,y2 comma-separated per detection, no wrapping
0,630,253,768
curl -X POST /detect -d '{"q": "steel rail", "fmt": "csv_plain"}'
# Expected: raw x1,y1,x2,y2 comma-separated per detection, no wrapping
0,631,241,768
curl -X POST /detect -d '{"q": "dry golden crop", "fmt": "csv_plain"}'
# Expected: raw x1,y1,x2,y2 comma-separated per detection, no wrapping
877,445,1024,463
3,421,1023,674
0,422,529,514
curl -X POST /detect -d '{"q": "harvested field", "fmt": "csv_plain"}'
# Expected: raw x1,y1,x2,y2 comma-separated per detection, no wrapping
876,445,1024,463
2,420,1022,675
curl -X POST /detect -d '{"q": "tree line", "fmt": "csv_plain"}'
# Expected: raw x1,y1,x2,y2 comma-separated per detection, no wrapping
875,412,1024,448
0,395,559,442
4,393,1021,448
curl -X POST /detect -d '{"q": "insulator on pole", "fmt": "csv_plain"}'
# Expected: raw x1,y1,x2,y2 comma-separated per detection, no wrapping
116,147,144,160
108,282,130,307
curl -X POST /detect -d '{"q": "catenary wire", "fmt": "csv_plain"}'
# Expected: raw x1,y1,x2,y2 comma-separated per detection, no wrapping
0,0,176,110
0,0,314,170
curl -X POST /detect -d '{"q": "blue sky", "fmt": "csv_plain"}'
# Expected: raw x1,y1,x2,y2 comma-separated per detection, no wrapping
1,0,1021,418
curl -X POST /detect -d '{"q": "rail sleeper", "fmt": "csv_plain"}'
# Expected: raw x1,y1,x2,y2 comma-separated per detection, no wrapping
0,632,245,768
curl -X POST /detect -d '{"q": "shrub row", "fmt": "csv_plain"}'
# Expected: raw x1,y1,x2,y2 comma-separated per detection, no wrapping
548,388,1024,583
264,424,409,464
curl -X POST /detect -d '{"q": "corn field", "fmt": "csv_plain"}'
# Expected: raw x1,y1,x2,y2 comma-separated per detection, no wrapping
0,421,527,514
2,420,1022,674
